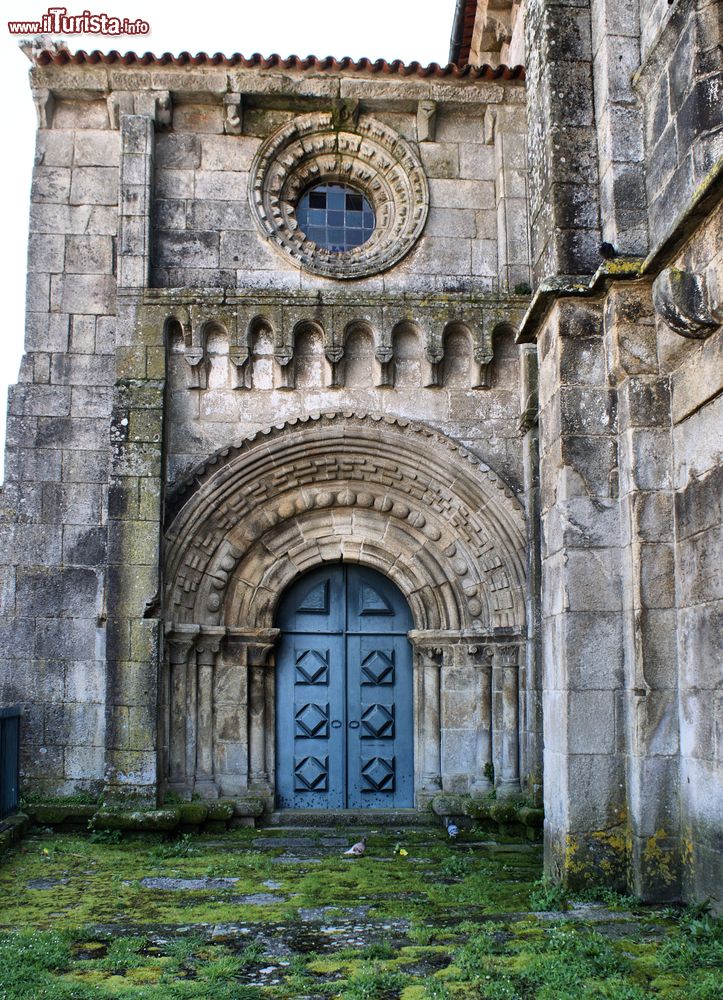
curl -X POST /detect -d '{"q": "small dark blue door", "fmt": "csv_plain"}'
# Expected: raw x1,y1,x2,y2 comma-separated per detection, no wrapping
276,564,414,809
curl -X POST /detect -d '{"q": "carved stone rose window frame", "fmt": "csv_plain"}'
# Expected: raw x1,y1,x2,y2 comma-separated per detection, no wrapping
249,110,429,279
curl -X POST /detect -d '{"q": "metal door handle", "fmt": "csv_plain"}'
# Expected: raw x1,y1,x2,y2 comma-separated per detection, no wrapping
331,720,342,729
349,721,360,729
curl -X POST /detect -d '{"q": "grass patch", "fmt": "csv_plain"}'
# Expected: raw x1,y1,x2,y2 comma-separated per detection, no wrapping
1,826,719,1000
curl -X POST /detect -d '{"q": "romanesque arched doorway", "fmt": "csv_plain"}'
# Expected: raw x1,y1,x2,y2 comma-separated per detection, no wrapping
162,414,532,808
275,564,414,810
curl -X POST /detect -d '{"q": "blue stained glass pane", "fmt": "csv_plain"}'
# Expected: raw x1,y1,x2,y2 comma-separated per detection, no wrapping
295,183,375,253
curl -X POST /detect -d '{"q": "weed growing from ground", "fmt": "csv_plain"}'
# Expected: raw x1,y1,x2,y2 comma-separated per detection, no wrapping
658,904,723,973
440,854,470,879
149,833,197,859
340,963,410,999
529,876,569,911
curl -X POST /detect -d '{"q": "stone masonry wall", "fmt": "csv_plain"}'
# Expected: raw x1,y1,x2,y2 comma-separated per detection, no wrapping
1,58,535,800
0,102,119,795
664,202,722,909
524,0,602,281
636,0,722,252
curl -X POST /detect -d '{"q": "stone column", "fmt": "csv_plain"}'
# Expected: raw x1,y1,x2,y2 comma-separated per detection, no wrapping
495,104,532,293
216,632,251,795
419,646,443,794
194,627,226,798
470,645,494,794
519,344,543,803
492,645,521,796
165,626,199,792
117,113,154,289
535,297,627,889
104,105,167,800
247,638,277,794
606,284,680,900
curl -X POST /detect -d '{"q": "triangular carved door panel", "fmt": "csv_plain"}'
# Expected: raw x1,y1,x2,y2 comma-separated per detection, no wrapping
276,564,413,809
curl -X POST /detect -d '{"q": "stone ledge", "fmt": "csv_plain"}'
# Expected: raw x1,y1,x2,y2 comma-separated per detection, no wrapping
430,793,543,840
23,797,266,834
0,813,30,852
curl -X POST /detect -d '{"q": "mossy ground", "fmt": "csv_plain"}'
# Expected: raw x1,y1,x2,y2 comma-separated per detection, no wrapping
0,825,720,999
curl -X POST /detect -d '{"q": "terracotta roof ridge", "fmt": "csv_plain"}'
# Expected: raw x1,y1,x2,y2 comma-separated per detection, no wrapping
31,46,525,78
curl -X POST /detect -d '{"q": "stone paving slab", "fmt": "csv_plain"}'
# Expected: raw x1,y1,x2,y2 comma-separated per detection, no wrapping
1,827,700,1000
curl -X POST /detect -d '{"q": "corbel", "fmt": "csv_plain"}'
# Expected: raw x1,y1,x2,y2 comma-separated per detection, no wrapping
424,333,444,387
652,267,720,339
471,317,495,388
184,348,207,389
374,345,394,388
276,351,294,390
331,98,360,130
223,93,244,135
32,88,55,128
229,350,251,390
417,100,437,142
325,345,344,387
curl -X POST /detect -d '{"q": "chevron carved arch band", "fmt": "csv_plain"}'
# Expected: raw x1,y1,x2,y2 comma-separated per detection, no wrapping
164,413,527,633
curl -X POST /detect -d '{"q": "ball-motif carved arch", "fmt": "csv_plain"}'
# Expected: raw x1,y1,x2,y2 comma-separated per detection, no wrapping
163,414,527,634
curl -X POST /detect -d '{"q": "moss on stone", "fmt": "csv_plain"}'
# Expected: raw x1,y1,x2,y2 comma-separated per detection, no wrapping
94,808,181,832
178,803,209,826
206,801,234,822
233,797,265,818
29,804,97,825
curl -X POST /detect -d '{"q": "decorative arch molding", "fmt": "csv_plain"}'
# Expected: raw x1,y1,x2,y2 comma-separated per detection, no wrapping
164,413,527,635
248,111,429,278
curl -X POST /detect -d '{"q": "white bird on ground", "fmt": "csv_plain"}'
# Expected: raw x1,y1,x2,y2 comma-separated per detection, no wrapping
446,821,459,840
343,836,367,857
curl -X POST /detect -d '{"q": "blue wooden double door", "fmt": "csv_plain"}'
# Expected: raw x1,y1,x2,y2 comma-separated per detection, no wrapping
275,564,414,809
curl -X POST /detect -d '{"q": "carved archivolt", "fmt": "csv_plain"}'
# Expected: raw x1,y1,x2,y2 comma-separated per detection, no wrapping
249,111,429,278
164,414,527,634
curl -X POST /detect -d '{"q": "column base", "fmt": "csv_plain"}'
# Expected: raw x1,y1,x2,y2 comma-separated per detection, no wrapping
470,777,494,795
495,779,522,799
193,779,220,800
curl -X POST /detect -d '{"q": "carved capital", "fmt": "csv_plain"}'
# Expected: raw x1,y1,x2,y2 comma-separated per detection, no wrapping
195,626,226,663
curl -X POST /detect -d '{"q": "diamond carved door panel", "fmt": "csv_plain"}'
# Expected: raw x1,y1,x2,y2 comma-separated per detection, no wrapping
276,564,413,809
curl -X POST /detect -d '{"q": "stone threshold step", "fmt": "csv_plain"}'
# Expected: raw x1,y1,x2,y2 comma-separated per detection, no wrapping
266,809,437,828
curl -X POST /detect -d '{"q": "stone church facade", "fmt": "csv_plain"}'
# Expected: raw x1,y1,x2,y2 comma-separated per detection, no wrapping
1,0,720,906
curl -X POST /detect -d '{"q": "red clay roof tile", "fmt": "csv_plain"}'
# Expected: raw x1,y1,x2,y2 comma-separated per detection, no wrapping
33,48,524,79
